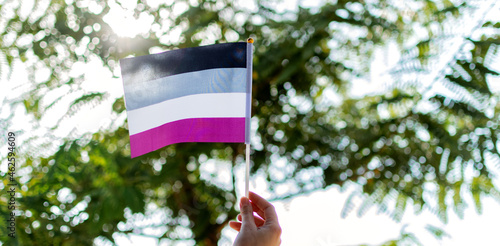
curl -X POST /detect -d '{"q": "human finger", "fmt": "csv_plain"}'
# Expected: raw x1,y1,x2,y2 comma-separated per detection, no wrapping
239,197,257,230
250,200,265,219
248,191,279,224
229,221,242,232
237,213,265,227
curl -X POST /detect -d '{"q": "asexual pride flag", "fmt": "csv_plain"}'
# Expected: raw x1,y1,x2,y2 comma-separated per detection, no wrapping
120,42,253,158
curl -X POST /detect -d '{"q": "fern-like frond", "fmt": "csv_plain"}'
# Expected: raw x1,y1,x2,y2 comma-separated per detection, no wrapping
425,224,451,241
341,191,360,219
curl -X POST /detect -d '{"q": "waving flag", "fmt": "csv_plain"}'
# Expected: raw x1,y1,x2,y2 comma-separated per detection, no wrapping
120,41,253,158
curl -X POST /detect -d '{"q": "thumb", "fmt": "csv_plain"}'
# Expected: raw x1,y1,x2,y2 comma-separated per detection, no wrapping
239,197,256,230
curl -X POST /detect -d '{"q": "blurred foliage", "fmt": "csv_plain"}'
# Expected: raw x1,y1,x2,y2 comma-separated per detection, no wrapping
1,0,500,245
366,224,450,246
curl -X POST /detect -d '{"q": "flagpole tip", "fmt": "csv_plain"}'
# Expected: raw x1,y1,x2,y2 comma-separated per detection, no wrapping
247,38,254,43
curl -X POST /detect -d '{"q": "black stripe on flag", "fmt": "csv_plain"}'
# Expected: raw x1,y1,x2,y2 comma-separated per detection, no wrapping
120,42,247,85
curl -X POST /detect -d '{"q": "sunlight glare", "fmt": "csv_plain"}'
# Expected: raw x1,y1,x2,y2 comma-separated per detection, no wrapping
103,1,154,38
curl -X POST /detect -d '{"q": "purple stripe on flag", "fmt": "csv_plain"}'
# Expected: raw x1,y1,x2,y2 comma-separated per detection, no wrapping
129,117,245,158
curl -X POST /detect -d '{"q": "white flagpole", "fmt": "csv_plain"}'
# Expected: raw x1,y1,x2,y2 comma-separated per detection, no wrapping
245,143,250,198
245,38,253,198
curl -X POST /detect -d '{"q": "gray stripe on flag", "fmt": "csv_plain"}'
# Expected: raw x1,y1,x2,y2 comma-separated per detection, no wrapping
124,68,247,110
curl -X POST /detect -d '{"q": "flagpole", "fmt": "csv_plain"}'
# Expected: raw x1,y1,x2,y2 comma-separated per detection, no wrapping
245,38,253,198
245,144,250,198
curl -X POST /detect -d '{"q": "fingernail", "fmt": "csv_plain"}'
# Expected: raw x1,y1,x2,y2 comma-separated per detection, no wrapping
240,197,250,208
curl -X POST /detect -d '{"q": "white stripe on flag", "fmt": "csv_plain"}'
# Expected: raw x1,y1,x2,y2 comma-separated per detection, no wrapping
127,93,246,135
